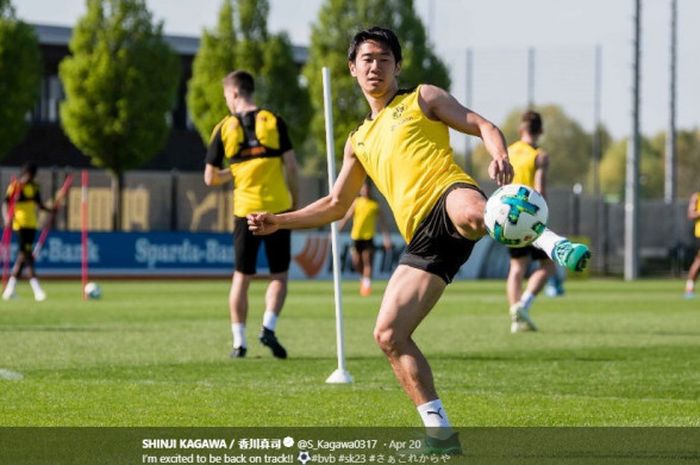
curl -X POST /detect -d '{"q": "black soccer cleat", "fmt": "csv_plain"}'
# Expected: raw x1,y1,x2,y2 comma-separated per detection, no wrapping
230,346,247,358
259,328,287,359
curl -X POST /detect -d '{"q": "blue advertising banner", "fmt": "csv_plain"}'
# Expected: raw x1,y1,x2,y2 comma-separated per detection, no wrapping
5,230,499,279
27,231,240,276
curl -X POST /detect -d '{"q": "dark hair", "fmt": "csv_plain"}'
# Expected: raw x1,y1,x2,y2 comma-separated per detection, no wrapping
21,162,37,178
521,110,543,135
222,70,255,97
348,26,402,63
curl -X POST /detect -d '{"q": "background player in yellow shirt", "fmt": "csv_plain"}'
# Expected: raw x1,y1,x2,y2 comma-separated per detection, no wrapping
505,111,555,332
248,27,589,452
684,192,700,298
338,181,392,296
2,163,52,301
204,71,299,359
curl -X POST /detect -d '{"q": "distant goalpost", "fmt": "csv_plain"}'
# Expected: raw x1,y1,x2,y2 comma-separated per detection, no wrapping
322,67,352,384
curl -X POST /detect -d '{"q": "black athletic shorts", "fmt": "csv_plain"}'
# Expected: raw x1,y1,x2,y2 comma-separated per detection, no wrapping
353,239,375,253
233,216,291,275
18,228,36,255
399,183,486,284
508,245,549,260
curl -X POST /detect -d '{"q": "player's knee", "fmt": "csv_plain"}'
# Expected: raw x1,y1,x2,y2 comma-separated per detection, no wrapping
269,273,288,286
459,208,486,240
373,326,401,355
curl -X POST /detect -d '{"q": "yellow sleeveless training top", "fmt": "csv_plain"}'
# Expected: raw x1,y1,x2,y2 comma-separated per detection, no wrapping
695,194,700,238
508,140,539,188
6,181,39,230
350,86,477,242
351,197,380,241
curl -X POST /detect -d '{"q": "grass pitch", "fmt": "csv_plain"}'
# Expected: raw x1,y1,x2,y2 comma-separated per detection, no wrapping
0,278,698,427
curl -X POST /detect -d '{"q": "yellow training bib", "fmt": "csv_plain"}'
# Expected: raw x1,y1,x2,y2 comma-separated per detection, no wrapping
508,140,539,188
351,197,380,241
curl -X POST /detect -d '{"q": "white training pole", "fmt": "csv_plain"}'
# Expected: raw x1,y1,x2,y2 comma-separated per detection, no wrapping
322,67,352,384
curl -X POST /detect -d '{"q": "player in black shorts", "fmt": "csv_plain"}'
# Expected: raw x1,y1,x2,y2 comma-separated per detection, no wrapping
337,182,392,296
248,28,588,453
2,163,52,301
203,71,299,359
506,111,556,333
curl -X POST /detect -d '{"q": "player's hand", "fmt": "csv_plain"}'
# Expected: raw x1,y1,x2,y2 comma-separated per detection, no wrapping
247,212,280,235
488,158,514,186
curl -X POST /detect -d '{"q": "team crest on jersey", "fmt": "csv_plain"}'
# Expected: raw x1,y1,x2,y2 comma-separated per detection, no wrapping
392,104,405,119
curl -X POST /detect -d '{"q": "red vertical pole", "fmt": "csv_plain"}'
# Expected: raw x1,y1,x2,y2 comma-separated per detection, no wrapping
81,170,88,300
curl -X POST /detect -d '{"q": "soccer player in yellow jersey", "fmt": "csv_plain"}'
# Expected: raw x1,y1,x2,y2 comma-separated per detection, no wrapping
684,192,700,298
2,163,51,301
204,71,299,359
248,27,590,452
505,111,555,332
338,182,392,296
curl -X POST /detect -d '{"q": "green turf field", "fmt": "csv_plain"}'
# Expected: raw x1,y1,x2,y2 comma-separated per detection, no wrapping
0,279,698,427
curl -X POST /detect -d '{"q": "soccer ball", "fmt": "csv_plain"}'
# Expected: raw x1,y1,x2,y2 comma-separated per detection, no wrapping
84,282,102,299
484,184,548,248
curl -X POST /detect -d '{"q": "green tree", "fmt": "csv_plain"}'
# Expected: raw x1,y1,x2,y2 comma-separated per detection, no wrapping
304,0,451,169
0,0,41,159
393,0,450,90
608,128,700,202
676,129,700,199
187,0,237,143
59,0,180,229
599,135,663,200
236,0,267,72
187,0,310,156
649,128,700,200
472,105,601,188
257,33,311,151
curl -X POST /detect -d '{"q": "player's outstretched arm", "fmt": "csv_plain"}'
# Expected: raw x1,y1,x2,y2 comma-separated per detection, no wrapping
203,163,232,186
336,199,357,233
248,138,367,235
418,84,513,185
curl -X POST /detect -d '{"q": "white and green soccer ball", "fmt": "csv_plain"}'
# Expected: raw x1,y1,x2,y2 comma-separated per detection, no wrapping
84,282,102,300
484,184,548,248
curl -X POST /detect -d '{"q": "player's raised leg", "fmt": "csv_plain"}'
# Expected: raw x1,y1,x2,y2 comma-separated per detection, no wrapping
374,265,461,453
444,187,488,241
533,229,591,272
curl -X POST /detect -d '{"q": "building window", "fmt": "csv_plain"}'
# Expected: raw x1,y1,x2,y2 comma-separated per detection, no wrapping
33,75,64,123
